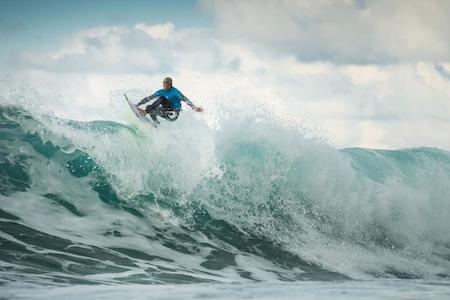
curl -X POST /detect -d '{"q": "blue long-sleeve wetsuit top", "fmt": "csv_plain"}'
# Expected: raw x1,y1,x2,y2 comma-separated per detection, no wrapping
137,87,196,111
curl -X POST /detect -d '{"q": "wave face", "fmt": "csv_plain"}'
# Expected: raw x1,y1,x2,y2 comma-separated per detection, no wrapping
1,104,450,286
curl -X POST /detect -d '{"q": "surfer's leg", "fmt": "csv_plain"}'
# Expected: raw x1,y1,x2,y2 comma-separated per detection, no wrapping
161,97,172,109
154,97,178,121
146,97,163,112
147,108,160,124
158,106,178,121
145,97,173,124
145,97,167,124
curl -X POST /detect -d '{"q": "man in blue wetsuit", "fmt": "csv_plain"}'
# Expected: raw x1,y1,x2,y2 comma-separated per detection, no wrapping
135,77,203,124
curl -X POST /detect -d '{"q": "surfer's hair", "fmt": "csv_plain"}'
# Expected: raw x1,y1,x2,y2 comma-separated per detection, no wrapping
163,77,173,85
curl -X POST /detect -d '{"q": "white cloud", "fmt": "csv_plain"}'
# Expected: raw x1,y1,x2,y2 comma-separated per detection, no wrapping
134,22,175,40
343,65,389,85
201,0,450,63
11,23,228,74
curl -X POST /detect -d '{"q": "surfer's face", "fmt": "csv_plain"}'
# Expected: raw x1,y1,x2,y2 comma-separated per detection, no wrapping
163,81,171,90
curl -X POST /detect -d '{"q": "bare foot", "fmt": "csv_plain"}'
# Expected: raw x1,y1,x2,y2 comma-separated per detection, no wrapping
137,107,147,116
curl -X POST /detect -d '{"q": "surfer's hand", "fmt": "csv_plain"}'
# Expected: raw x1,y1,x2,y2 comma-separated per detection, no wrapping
195,107,203,112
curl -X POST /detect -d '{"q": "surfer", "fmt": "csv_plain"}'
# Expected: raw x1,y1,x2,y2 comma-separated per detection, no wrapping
135,77,203,124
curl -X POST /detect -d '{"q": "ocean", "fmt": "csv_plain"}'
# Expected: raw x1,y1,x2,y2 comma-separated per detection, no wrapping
1,104,449,299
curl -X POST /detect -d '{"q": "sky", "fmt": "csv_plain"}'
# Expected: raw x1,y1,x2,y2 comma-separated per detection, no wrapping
1,0,450,150
0,0,210,52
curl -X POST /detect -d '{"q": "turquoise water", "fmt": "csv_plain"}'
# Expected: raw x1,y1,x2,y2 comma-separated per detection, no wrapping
1,104,449,298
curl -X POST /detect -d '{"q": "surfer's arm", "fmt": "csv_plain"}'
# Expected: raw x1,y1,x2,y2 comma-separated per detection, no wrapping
136,94,157,106
180,94,201,111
